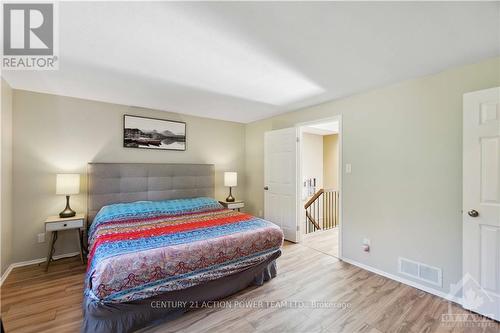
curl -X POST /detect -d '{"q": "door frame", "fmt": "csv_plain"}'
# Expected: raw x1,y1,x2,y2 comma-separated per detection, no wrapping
296,115,343,258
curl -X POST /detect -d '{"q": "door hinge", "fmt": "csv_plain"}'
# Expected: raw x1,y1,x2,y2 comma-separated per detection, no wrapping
296,137,300,143
297,225,300,231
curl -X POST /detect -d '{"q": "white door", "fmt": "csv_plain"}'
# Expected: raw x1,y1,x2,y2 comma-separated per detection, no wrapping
463,87,500,321
264,127,299,242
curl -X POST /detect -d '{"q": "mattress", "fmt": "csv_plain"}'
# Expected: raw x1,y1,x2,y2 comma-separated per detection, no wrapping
85,197,284,304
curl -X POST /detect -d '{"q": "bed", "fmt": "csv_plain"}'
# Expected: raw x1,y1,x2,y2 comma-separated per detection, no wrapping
82,163,283,333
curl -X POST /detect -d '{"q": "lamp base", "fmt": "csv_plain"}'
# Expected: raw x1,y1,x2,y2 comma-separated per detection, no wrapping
59,195,76,218
59,209,76,218
226,187,235,202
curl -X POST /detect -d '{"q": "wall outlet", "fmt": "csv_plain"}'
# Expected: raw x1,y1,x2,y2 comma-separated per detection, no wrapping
37,233,45,243
362,238,370,252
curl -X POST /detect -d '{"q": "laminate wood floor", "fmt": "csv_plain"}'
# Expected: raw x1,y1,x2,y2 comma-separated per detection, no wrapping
1,242,498,333
301,228,339,258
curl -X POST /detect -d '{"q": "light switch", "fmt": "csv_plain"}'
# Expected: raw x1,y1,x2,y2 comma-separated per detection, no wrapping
345,163,352,174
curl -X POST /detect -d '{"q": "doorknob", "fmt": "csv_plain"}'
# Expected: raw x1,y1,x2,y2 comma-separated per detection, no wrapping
468,210,479,218
264,186,269,190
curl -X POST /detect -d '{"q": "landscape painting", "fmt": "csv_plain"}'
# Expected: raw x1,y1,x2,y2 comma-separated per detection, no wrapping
123,115,186,151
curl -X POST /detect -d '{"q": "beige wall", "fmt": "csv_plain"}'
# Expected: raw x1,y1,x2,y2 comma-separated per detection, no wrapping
245,57,500,294
323,134,338,190
302,132,323,191
301,132,324,228
1,79,13,275
11,90,245,262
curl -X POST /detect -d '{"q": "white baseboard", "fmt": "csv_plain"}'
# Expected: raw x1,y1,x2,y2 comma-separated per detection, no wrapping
341,257,462,305
0,265,14,287
0,251,81,286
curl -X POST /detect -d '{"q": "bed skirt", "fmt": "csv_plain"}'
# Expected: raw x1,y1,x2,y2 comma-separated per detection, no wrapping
81,250,281,333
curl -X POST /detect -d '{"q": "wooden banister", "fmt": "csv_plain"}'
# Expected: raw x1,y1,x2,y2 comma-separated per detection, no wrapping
305,210,321,230
304,188,339,234
304,188,324,209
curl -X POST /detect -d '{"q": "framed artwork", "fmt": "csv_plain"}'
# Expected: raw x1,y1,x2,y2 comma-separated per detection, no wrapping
123,115,186,151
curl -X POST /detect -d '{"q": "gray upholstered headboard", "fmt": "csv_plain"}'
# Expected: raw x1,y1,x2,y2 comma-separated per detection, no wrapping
87,163,215,224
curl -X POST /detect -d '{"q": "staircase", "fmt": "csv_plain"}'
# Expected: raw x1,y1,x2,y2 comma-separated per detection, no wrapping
304,189,339,234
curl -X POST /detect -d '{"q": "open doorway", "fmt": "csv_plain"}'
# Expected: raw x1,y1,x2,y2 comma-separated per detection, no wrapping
298,117,341,258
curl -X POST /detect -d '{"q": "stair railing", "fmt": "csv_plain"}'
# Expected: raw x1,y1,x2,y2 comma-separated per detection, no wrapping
304,189,339,233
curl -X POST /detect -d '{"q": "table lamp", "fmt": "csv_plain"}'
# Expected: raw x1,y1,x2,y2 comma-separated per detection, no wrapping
224,172,237,202
56,174,80,218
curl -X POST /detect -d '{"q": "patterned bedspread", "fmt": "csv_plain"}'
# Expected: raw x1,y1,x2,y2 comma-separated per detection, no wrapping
85,197,284,303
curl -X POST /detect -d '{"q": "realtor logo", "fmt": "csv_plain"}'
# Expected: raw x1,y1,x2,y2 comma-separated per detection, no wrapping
3,3,53,55
2,2,58,70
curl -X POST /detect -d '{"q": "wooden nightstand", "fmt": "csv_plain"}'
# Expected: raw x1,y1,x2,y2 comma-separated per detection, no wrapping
44,213,86,271
219,200,244,212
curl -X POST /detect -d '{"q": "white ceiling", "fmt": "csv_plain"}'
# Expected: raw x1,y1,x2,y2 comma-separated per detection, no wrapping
3,2,499,123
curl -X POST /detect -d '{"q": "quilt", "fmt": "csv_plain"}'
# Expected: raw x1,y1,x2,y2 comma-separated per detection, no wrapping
85,197,284,303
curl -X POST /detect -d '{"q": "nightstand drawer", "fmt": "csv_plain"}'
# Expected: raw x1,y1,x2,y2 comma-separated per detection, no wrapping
219,201,244,210
226,202,244,209
46,219,84,232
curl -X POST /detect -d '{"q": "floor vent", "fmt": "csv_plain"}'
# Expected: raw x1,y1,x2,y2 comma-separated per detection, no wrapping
398,257,442,287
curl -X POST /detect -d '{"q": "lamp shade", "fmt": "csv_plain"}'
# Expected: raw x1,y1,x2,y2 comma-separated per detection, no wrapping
224,172,237,187
56,174,80,195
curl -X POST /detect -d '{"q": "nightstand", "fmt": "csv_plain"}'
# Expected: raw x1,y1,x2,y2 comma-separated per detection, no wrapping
219,200,244,212
44,213,85,271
